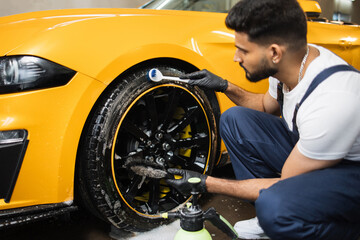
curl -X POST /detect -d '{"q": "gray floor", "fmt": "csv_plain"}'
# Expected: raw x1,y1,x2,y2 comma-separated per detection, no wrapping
0,165,257,240
0,195,254,240
1,164,358,239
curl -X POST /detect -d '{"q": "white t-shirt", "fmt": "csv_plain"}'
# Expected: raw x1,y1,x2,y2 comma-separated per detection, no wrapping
268,45,360,161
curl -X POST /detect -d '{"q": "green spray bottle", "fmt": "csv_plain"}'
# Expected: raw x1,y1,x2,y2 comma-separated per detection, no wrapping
162,177,239,240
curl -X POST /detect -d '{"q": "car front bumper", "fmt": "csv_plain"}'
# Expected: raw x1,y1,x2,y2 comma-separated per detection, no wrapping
0,72,106,209
0,130,28,203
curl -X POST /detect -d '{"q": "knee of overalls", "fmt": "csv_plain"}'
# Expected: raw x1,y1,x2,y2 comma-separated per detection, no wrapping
255,185,319,240
219,106,255,141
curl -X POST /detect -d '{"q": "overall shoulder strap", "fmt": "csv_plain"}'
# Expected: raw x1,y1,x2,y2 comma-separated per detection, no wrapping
277,82,284,116
297,65,359,107
292,64,359,134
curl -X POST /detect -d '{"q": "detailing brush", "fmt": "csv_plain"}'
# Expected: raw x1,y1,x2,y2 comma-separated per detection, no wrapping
148,68,189,83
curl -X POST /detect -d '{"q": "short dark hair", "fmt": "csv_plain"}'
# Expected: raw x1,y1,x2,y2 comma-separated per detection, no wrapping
226,0,307,51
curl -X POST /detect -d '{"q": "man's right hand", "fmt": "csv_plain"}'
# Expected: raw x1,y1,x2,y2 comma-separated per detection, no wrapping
180,69,228,92
166,168,208,196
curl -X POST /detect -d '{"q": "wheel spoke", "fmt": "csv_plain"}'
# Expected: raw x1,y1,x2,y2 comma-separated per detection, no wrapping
167,194,181,206
174,133,208,149
123,175,143,202
171,154,192,168
115,149,143,161
167,106,199,135
188,162,206,173
145,94,158,133
122,118,149,142
147,179,160,214
161,89,181,130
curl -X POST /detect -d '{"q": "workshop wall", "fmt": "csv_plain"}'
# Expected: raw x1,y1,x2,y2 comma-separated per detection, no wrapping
318,0,360,24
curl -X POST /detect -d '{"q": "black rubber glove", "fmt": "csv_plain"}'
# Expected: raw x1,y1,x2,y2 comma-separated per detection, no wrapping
180,69,228,92
166,168,208,196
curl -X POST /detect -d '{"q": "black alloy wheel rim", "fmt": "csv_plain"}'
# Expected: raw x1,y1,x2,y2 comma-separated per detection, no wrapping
111,84,211,217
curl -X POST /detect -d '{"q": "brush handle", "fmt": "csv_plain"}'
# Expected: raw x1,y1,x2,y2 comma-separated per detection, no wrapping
162,76,189,83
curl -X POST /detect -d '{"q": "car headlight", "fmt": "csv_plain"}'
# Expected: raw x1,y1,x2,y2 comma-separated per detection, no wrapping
0,56,76,94
0,129,27,145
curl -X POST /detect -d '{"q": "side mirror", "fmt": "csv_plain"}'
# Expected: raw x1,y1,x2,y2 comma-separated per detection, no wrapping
298,0,322,19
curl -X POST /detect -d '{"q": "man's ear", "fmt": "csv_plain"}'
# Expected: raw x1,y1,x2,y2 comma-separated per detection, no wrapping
269,44,283,64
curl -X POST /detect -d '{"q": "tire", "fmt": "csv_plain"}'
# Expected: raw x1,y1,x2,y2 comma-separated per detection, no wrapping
77,65,219,231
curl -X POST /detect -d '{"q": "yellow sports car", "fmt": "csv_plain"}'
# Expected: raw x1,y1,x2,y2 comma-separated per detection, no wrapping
0,0,359,232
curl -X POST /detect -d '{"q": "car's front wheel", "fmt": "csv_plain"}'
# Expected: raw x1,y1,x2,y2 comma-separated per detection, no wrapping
77,65,218,231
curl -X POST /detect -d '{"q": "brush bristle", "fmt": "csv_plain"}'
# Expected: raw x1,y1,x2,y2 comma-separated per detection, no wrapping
130,165,169,179
147,69,156,82
151,69,156,77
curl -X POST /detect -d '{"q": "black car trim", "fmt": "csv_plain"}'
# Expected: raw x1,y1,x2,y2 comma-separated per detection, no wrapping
0,133,28,203
0,202,78,228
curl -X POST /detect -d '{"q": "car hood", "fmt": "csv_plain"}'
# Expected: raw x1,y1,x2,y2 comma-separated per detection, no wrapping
0,8,230,81
0,8,163,56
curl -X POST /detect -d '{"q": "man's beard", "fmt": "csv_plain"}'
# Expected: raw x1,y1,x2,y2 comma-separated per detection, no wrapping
241,58,278,83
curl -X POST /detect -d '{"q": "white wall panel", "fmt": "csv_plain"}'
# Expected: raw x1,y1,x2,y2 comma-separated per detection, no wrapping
318,0,359,24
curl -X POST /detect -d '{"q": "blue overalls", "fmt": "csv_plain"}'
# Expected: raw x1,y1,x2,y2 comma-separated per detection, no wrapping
219,65,360,239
